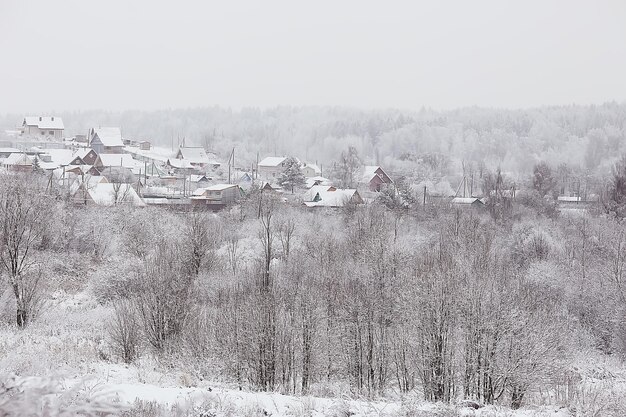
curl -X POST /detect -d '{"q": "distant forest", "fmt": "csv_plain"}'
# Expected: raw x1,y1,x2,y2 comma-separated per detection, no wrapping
2,103,625,181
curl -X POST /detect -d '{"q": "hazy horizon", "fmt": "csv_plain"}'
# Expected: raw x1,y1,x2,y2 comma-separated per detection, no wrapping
1,0,625,114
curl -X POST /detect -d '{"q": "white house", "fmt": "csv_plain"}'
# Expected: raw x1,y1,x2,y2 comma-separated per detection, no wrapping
89,127,124,154
175,146,220,169
21,116,64,140
258,156,289,180
301,162,322,178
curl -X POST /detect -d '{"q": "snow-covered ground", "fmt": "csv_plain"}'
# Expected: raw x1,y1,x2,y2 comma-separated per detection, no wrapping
0,290,614,416
11,367,573,417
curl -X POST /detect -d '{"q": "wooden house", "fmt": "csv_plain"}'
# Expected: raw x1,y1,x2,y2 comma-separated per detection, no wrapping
89,127,124,154
191,184,242,209
360,166,393,192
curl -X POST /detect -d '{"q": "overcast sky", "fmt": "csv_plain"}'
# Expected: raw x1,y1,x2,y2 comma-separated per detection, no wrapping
1,0,625,114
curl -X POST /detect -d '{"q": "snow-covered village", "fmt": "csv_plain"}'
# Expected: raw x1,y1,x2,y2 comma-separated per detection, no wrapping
1,116,390,210
2,1,626,417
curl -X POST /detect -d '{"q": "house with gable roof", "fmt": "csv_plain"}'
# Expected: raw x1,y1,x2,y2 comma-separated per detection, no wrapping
175,146,220,169
2,153,34,172
191,184,242,209
301,162,322,178
73,181,145,207
360,165,393,192
258,156,289,180
21,116,64,140
89,127,124,154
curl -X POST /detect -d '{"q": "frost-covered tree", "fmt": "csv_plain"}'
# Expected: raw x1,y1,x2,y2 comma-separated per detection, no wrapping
133,244,194,350
0,173,51,327
334,146,362,188
277,157,306,193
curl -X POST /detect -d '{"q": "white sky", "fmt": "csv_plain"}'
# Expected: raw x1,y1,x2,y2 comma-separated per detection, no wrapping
1,0,625,114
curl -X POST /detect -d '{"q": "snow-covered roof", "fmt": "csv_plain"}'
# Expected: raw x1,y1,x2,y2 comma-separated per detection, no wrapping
167,158,194,169
24,116,64,130
39,161,60,171
188,174,209,183
75,148,97,159
206,183,238,191
81,182,145,207
193,183,239,196
3,153,33,166
70,175,108,195
258,156,287,167
177,147,211,164
360,165,385,183
557,196,581,202
451,197,483,205
41,149,86,166
305,176,332,189
306,184,336,201
97,154,137,168
91,127,124,147
304,188,360,208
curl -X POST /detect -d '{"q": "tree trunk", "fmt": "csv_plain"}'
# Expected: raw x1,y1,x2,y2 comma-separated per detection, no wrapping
16,308,27,328
511,385,525,409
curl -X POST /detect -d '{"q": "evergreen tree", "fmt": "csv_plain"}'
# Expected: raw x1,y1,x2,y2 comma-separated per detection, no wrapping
278,157,306,193
532,161,557,198
32,156,43,174
604,155,626,218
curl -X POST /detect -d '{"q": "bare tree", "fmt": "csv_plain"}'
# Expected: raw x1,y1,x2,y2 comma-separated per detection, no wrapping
0,174,51,327
109,299,142,363
256,195,277,390
183,210,218,276
133,245,194,351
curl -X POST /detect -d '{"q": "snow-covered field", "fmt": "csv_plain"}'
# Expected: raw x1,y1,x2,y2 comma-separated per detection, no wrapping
7,369,575,416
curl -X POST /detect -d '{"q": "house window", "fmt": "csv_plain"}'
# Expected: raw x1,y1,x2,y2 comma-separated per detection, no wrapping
49,131,55,135
41,132,45,135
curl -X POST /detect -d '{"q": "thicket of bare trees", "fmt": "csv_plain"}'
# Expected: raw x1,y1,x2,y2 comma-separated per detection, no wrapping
4,169,626,410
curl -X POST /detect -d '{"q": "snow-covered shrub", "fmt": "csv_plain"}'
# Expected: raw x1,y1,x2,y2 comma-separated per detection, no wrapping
510,222,559,266
108,299,142,364
567,381,626,417
0,373,124,416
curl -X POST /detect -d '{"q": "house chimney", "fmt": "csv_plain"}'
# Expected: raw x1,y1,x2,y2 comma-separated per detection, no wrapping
51,117,54,121
39,117,42,121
